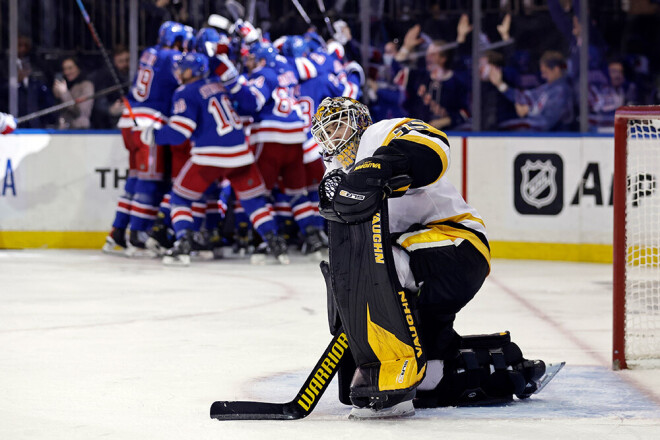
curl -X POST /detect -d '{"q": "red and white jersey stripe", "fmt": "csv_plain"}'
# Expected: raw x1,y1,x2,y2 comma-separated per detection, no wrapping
295,58,319,82
190,143,255,168
169,115,197,138
249,120,307,145
117,106,168,129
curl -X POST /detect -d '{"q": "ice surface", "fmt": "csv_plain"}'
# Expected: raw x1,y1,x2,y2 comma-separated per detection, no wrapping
1,250,659,440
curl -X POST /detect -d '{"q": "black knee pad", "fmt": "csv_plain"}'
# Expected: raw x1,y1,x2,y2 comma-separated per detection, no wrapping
414,331,546,408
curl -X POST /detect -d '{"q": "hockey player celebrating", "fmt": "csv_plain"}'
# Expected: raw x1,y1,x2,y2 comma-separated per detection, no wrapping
228,43,327,258
311,97,550,418
104,21,188,256
143,52,286,266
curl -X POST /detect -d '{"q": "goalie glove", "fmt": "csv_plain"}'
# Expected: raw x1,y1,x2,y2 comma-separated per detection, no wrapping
214,54,241,93
319,158,411,224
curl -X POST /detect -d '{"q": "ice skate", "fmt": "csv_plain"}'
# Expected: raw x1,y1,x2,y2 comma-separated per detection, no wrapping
102,228,127,255
301,226,328,261
162,232,192,266
251,233,289,265
145,218,173,256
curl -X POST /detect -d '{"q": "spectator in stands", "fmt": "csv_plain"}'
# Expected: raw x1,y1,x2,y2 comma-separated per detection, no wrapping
52,56,94,130
407,39,469,130
548,0,609,86
491,50,575,131
0,59,56,128
18,35,51,85
364,41,408,121
16,59,57,128
479,51,517,131
91,45,130,129
588,58,639,132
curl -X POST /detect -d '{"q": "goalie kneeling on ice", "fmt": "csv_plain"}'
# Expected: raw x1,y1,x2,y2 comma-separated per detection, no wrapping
413,331,548,408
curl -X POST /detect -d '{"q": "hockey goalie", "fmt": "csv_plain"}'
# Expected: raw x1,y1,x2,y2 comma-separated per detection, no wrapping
312,97,556,419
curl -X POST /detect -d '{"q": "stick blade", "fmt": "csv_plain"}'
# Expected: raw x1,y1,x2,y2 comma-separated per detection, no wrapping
210,400,303,421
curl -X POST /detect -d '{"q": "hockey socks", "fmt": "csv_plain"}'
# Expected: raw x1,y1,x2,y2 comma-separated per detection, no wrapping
239,195,278,239
111,176,137,230
130,179,165,233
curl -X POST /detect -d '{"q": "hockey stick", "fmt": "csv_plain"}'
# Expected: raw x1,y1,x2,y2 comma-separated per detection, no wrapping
210,330,349,420
225,0,246,22
315,0,335,36
16,82,130,125
290,0,313,27
74,0,137,126
246,0,257,24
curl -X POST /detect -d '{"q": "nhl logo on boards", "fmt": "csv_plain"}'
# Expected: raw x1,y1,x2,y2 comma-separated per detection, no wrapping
514,153,564,215
521,160,556,208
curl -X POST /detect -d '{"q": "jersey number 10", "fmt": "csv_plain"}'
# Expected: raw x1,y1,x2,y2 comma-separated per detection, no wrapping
208,95,242,136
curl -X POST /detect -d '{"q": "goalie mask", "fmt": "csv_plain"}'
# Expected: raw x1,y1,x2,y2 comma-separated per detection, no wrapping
311,97,372,169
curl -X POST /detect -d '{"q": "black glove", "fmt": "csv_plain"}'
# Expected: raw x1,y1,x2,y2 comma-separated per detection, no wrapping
318,157,394,224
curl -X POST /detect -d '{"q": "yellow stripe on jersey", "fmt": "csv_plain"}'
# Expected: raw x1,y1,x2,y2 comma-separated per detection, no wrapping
398,225,491,268
378,119,451,186
429,212,486,229
366,305,426,392
396,133,449,183
382,118,415,146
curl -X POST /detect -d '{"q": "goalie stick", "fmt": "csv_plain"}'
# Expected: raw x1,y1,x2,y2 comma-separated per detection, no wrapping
210,330,349,420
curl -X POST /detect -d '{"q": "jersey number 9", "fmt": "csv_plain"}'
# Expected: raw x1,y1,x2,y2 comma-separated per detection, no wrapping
133,67,154,102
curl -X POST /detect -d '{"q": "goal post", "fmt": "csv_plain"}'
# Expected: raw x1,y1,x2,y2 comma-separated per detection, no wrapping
613,106,660,370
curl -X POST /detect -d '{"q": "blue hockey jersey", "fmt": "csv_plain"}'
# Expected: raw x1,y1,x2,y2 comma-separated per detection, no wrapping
118,46,182,129
154,77,252,168
287,49,359,100
234,64,306,145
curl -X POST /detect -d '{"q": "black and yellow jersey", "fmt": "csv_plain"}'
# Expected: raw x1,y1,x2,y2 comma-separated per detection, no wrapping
325,117,490,267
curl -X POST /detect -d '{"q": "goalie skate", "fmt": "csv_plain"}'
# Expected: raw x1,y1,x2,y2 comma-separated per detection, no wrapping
348,399,415,420
530,362,565,396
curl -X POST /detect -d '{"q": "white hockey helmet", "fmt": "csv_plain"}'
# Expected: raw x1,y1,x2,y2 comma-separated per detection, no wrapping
311,97,372,169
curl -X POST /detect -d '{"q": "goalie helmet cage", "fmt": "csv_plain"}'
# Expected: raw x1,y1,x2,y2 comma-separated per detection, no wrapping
613,106,660,370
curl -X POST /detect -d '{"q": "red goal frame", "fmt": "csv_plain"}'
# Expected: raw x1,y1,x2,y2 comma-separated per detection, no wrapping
613,106,660,370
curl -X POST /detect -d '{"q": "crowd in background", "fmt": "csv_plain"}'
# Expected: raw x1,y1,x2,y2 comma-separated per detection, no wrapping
2,0,660,132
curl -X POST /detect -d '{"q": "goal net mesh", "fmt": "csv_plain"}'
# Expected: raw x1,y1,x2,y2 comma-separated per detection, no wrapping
625,118,660,365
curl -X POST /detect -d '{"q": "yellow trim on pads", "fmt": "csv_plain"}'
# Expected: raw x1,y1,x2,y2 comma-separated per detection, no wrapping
366,306,426,392
490,241,613,263
0,231,106,249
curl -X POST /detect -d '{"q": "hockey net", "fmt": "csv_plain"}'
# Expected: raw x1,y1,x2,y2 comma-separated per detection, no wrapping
613,106,660,369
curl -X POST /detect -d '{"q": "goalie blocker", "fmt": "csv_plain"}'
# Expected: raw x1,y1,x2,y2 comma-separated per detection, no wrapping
320,175,547,416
